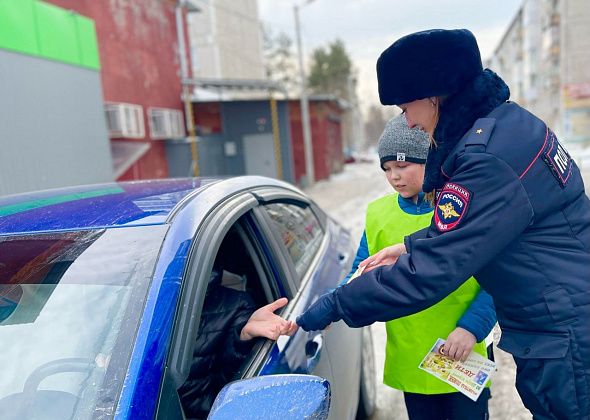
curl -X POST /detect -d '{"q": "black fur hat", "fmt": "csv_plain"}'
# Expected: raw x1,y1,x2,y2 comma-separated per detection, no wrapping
377,29,483,105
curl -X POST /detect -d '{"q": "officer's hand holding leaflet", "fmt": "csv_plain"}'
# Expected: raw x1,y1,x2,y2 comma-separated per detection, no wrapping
297,248,405,331
360,243,407,272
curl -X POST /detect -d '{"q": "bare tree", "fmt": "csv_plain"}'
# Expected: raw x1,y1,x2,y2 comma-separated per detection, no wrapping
364,105,388,149
262,24,298,94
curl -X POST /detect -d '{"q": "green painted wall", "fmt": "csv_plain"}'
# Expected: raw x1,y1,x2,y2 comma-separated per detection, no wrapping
0,0,100,70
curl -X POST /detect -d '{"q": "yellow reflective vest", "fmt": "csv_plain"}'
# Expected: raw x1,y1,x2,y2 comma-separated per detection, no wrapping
365,193,487,394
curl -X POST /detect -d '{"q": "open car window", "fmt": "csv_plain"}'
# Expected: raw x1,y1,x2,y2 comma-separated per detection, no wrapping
0,225,168,420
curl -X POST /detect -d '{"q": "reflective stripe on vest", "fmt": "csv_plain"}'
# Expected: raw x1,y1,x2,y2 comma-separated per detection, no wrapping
366,193,487,394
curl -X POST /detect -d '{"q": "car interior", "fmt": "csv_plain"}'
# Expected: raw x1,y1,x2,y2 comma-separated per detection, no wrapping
211,222,273,308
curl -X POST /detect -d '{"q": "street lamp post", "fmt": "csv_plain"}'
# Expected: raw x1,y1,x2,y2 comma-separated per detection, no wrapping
294,1,315,187
347,73,364,152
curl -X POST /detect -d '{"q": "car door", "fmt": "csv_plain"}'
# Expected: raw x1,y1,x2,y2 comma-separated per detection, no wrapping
246,187,362,420
156,184,360,420
157,187,330,419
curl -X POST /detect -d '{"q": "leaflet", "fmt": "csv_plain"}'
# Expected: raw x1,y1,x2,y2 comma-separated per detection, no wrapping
418,338,496,401
346,264,366,284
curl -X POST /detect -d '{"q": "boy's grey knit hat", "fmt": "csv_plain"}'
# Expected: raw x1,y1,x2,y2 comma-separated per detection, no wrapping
378,115,430,170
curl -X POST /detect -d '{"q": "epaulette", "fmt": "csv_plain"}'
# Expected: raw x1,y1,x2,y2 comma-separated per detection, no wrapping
464,118,496,152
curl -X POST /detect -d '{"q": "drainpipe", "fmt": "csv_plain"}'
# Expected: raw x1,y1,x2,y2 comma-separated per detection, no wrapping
176,1,200,176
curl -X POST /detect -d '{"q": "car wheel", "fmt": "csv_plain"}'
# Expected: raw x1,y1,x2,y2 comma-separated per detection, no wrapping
356,327,376,419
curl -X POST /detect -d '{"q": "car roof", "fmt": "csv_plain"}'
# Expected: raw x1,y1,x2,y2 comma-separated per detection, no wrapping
0,178,220,235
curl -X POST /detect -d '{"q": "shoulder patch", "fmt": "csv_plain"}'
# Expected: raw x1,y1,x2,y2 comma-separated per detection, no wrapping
434,182,471,232
542,129,572,188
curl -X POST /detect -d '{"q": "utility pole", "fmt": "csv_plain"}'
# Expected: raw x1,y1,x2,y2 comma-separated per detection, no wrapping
294,1,315,186
347,72,363,153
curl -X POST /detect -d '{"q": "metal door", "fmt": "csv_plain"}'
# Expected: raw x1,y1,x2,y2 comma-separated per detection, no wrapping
243,134,277,178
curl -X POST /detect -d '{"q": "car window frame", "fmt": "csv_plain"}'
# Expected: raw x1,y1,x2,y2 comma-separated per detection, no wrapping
236,214,284,301
224,211,291,380
157,190,290,418
250,187,329,298
162,192,258,391
238,189,332,379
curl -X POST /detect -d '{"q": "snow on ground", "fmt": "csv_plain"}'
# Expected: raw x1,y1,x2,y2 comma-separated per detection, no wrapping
304,161,533,419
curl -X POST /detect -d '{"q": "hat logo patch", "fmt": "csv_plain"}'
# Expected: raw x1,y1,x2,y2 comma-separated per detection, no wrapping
435,182,471,232
397,152,406,161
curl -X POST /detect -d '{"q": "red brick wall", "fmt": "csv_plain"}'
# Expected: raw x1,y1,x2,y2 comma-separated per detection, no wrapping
48,0,190,180
289,100,344,185
289,103,306,184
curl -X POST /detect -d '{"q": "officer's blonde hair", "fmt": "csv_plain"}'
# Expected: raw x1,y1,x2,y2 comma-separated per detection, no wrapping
428,96,445,147
424,97,444,204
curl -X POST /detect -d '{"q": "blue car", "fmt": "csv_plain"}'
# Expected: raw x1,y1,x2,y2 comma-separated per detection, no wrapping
0,176,375,420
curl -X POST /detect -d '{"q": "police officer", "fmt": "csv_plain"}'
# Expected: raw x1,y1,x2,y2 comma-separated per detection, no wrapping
296,29,590,420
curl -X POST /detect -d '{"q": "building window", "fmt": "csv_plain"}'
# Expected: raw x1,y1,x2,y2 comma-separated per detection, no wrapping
147,108,186,140
104,103,145,139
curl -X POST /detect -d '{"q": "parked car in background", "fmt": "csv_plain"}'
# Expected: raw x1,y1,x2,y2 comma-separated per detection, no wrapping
0,176,375,420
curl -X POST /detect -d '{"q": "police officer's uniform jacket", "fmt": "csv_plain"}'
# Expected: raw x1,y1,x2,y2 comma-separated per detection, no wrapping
330,99,590,418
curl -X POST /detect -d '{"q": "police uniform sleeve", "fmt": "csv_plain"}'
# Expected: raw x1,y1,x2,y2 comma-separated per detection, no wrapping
333,152,534,328
404,226,428,253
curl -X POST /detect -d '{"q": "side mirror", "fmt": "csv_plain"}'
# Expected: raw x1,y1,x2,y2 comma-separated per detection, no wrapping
208,374,331,420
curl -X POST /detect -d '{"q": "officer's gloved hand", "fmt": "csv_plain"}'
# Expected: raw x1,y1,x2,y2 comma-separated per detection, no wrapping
296,292,341,331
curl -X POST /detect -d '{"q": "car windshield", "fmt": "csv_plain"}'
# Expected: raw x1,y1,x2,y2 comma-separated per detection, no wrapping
0,225,168,420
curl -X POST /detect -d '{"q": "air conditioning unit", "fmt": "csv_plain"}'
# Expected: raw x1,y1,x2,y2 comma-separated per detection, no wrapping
104,103,145,139
148,108,186,140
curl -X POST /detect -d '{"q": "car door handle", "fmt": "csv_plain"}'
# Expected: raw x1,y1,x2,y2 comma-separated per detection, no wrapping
305,334,323,372
338,252,348,264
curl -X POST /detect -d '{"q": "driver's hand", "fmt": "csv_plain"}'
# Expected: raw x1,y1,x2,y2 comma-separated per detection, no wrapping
240,298,298,341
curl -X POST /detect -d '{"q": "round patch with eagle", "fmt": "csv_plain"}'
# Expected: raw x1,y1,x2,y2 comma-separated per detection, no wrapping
434,182,471,232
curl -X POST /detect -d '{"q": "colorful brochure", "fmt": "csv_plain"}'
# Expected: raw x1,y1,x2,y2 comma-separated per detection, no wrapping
418,338,496,401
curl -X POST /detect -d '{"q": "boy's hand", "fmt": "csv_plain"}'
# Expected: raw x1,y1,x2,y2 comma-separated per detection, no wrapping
240,297,298,341
441,327,476,362
360,243,407,272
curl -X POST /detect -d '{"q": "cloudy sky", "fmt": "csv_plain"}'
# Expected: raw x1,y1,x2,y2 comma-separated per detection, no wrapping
258,0,522,114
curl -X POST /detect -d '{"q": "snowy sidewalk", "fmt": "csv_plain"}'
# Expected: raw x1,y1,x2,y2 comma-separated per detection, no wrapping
304,161,532,420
